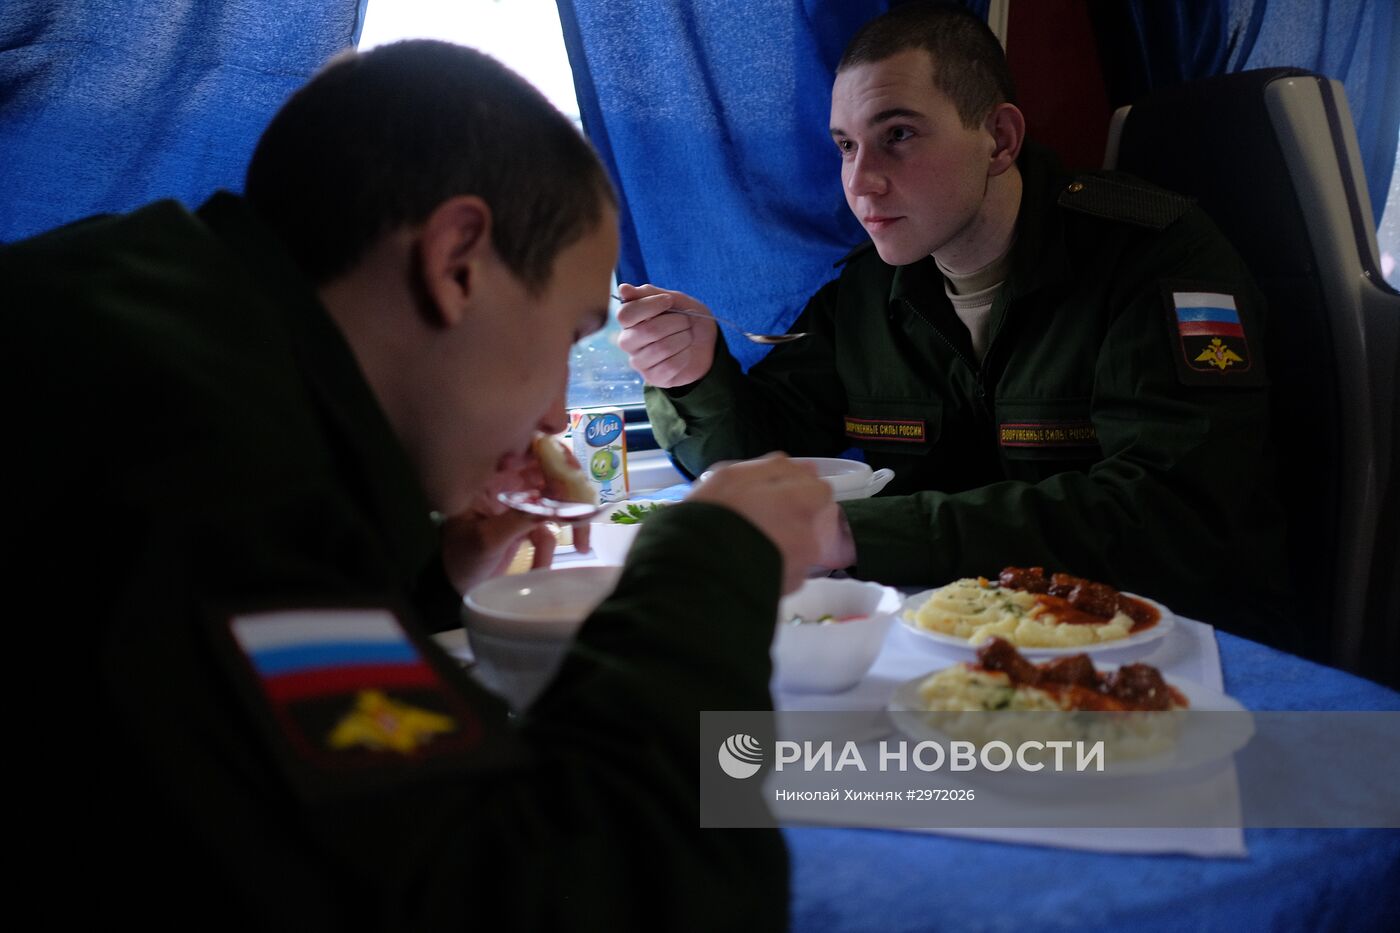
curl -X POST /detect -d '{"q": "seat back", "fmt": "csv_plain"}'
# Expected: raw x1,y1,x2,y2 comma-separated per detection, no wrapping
1104,68,1399,682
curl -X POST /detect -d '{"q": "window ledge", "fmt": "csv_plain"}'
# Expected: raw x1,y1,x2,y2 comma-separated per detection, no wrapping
627,447,685,492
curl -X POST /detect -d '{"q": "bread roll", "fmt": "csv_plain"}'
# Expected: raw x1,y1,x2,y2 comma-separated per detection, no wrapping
531,432,597,505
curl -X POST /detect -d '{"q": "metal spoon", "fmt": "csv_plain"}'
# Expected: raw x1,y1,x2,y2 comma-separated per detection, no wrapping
613,294,807,345
496,490,602,521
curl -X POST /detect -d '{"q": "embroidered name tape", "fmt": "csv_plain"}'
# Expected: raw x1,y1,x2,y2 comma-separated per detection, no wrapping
845,416,926,443
999,421,1098,448
227,608,480,769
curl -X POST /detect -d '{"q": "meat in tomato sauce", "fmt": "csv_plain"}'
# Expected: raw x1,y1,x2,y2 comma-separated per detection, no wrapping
997,566,1160,632
973,637,1186,711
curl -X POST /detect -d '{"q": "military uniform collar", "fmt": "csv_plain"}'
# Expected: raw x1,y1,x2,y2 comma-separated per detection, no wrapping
195,192,443,590
887,253,942,307
1002,140,1073,301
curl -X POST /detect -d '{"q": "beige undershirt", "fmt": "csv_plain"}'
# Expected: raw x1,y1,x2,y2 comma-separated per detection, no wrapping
936,246,1014,362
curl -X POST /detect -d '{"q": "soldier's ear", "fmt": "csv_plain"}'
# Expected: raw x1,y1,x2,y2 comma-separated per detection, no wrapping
415,196,493,328
986,103,1025,177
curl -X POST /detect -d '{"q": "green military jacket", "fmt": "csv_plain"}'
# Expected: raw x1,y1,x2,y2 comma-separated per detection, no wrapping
5,195,786,930
649,145,1292,644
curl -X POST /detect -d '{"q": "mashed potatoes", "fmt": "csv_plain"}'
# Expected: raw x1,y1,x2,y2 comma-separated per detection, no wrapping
917,665,1063,712
910,578,1133,647
912,663,1184,761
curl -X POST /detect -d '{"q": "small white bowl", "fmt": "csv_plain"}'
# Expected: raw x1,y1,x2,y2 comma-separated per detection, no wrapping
791,457,891,498
463,565,622,708
701,457,894,501
772,577,899,693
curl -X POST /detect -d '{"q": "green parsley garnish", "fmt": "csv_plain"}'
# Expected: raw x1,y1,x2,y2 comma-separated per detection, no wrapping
608,502,671,525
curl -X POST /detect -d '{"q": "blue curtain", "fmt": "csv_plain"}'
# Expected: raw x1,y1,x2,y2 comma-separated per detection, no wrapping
561,0,1395,362
0,1,363,243
557,0,984,369
1107,0,1398,222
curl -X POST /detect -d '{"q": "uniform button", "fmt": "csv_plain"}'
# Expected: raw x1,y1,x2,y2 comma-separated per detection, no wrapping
1066,181,1085,193
974,386,985,398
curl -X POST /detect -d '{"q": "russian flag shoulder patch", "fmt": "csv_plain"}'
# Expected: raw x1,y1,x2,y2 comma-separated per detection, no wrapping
210,603,510,800
1161,283,1265,387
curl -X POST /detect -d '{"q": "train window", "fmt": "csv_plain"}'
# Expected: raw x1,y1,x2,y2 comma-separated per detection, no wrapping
356,0,645,409
1379,141,1399,290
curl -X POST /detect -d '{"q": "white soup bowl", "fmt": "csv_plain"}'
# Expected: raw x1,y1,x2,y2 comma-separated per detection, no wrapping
463,565,622,709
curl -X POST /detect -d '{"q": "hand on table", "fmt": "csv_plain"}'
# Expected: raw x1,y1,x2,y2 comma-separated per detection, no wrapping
615,282,719,388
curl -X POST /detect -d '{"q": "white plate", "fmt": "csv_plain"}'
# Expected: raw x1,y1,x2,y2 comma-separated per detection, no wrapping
897,588,1175,659
887,665,1253,779
587,499,671,564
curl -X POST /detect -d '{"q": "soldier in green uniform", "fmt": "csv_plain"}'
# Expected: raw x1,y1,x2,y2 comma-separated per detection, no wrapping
6,41,839,929
620,3,1292,645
